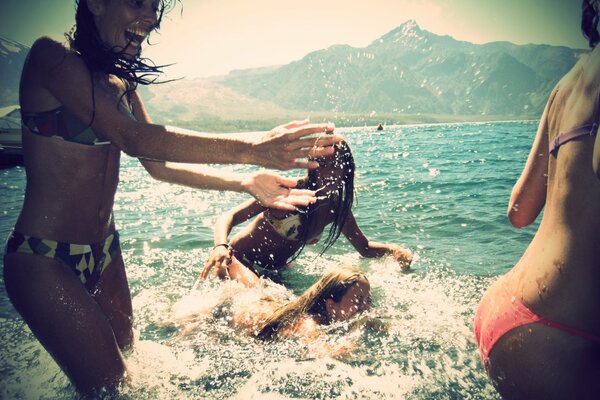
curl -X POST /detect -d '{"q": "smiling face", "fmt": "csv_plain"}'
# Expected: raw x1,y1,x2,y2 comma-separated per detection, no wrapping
325,278,371,323
87,0,160,58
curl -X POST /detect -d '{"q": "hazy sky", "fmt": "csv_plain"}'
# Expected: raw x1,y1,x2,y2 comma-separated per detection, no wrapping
0,0,588,78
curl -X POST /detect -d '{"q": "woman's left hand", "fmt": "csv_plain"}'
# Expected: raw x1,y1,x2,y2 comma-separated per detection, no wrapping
242,172,316,211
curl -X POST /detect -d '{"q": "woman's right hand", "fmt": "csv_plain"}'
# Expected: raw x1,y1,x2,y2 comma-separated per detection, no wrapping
252,120,340,170
200,245,232,281
390,245,413,271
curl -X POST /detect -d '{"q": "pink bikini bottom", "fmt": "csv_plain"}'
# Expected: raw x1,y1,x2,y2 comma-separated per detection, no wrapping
474,283,600,368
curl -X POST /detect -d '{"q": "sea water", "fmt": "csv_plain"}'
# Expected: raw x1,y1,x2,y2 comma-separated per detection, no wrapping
0,121,538,399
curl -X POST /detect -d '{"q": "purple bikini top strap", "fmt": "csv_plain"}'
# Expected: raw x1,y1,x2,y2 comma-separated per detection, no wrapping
549,90,600,154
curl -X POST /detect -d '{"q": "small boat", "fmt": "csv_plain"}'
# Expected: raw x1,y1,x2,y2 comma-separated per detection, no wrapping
376,124,384,131
0,106,23,167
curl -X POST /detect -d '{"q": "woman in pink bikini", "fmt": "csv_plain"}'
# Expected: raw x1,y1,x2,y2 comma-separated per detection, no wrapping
474,1,600,399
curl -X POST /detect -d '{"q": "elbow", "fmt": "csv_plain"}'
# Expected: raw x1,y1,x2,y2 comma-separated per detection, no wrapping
358,249,372,258
507,195,530,228
357,243,375,258
507,208,531,229
112,122,148,158
142,160,169,182
220,213,238,228
119,135,143,158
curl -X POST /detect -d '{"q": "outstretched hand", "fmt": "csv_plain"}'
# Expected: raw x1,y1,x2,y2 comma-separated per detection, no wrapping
200,245,232,281
254,120,341,170
242,171,316,211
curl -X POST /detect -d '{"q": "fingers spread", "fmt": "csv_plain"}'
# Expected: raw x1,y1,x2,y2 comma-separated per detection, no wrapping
283,194,316,207
276,176,300,188
271,201,297,212
314,133,343,147
306,160,320,170
286,124,334,140
283,119,310,129
200,264,211,280
308,145,335,158
285,135,342,153
289,188,315,197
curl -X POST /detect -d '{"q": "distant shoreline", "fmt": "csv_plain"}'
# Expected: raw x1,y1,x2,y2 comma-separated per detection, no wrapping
1,103,538,134
158,112,540,133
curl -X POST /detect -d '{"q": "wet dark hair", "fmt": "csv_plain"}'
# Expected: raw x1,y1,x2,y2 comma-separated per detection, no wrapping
68,0,179,86
582,0,599,48
288,141,355,262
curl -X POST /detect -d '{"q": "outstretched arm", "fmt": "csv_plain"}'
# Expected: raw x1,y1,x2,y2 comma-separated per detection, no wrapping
507,87,554,228
341,212,413,270
141,161,316,210
200,199,267,280
131,90,317,210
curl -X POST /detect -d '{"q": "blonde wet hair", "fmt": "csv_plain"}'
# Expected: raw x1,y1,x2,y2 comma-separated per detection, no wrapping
256,266,368,340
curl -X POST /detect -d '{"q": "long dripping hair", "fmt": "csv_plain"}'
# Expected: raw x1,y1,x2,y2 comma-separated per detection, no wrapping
256,267,368,340
289,141,355,262
582,0,599,48
68,0,179,86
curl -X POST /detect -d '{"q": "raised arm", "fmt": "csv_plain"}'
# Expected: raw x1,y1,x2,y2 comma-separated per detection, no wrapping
200,199,267,280
507,88,555,228
30,38,340,169
341,212,412,270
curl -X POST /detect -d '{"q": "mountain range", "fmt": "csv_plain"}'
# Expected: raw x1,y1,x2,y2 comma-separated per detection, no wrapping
217,20,580,117
1,21,583,126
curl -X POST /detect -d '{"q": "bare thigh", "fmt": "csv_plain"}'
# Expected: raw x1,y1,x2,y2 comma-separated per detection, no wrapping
91,252,134,351
487,323,600,400
3,252,127,395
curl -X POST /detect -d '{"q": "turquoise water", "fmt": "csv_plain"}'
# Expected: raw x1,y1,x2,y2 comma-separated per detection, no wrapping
0,121,538,399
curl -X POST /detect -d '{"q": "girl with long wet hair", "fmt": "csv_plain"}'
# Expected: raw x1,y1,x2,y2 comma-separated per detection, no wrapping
201,141,413,288
252,267,371,341
3,0,340,395
474,1,600,398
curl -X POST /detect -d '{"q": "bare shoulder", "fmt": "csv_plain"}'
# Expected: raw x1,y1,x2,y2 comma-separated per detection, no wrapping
28,37,68,68
24,37,87,91
20,38,75,108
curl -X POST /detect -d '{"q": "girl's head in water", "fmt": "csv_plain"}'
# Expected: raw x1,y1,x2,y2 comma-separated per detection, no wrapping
256,267,371,340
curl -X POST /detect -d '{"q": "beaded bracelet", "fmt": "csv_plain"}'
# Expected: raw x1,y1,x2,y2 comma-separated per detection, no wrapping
212,243,230,251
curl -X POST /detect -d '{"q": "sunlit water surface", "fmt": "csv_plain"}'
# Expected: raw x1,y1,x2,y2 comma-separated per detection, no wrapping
0,121,538,399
